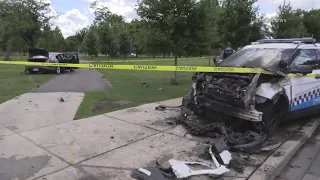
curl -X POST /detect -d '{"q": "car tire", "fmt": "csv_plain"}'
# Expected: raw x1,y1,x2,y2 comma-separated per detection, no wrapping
256,100,282,137
55,67,61,74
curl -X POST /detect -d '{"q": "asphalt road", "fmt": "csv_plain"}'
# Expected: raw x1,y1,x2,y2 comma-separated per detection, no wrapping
30,68,112,93
275,127,320,180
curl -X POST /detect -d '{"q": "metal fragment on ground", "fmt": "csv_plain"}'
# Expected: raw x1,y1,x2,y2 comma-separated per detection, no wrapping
168,159,230,179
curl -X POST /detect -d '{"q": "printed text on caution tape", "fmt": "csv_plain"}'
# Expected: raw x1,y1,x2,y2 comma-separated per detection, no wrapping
0,61,274,74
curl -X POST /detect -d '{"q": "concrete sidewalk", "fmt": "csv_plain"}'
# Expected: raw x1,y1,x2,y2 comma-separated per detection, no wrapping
0,97,318,180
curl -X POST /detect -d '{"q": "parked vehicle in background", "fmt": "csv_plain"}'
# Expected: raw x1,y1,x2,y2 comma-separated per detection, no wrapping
25,48,79,74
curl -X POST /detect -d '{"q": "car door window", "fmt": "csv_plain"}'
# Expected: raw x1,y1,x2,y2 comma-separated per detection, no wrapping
292,49,318,69
56,55,62,62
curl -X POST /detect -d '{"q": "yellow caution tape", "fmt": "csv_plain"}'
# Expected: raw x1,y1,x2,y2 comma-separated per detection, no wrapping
0,60,275,74
288,73,320,77
88,57,208,63
70,141,74,164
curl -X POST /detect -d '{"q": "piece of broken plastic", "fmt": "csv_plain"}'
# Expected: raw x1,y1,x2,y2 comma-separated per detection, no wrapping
169,159,230,178
220,150,232,165
138,168,151,176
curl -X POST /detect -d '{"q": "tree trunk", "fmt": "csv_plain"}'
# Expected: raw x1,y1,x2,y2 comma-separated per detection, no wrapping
171,55,178,85
153,53,155,58
163,52,165,58
4,37,13,61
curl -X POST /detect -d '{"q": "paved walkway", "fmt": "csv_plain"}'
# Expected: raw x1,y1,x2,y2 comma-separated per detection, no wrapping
0,95,314,180
30,68,111,93
275,127,320,180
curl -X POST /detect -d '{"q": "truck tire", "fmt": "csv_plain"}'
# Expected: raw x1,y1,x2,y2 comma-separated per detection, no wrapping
55,67,61,74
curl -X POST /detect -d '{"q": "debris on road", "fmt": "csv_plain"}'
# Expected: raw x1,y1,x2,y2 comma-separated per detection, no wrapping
155,105,182,111
141,81,150,87
59,97,65,102
132,143,232,179
169,159,229,178
131,167,176,180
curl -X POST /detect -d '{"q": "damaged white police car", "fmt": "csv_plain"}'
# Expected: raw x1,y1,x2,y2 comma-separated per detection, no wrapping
182,38,320,136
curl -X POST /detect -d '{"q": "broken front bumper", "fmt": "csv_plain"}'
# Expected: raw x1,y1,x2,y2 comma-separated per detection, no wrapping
197,96,263,122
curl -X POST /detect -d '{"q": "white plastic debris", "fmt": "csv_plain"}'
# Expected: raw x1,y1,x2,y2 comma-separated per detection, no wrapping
169,159,230,178
220,150,232,165
209,145,221,168
138,168,151,176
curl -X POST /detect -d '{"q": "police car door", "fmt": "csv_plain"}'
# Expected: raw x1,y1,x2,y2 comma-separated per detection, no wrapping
290,48,320,112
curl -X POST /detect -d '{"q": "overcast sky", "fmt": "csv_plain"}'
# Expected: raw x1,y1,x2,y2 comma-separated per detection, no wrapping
47,0,320,38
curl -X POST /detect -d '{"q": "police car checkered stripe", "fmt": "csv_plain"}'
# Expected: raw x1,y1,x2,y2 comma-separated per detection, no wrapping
292,89,320,107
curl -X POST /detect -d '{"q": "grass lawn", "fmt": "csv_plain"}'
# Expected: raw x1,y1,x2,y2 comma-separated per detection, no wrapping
75,57,212,119
0,55,55,103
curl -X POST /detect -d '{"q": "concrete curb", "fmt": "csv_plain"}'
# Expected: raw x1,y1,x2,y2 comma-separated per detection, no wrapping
248,118,320,180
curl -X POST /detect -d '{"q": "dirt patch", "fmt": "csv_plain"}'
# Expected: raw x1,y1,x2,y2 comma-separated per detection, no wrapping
126,108,141,113
113,100,133,105
91,98,113,114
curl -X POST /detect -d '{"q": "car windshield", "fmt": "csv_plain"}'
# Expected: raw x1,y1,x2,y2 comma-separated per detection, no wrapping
219,48,295,68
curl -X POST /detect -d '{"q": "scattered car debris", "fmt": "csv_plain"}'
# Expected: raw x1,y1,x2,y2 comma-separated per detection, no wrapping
131,167,176,180
59,97,65,102
169,159,229,178
132,145,232,180
227,159,245,173
155,105,182,111
141,81,149,87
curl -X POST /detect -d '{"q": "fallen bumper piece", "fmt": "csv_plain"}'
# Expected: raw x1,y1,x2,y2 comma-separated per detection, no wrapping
168,159,230,179
131,167,176,180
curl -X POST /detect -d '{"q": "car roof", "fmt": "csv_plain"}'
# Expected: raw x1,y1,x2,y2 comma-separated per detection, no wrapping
49,52,62,55
243,43,320,50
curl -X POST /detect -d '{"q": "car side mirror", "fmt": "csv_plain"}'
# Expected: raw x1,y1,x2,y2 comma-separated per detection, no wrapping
279,60,288,69
290,65,313,75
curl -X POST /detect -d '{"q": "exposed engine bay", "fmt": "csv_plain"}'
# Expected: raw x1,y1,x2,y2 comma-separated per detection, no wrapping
176,72,286,153
181,72,284,135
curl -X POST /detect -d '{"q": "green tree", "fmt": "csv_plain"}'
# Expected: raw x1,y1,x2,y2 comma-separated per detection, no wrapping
98,22,118,59
199,0,221,51
270,2,306,38
65,35,79,52
302,9,320,37
0,0,54,60
137,0,205,84
83,26,99,57
117,24,131,59
128,20,144,57
75,28,88,54
216,0,264,48
37,26,66,51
